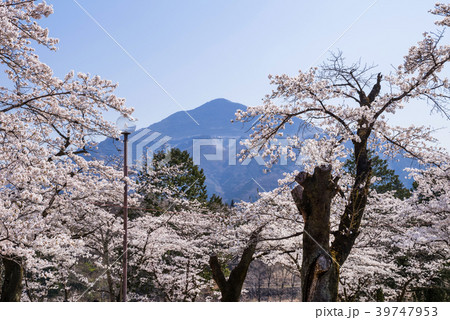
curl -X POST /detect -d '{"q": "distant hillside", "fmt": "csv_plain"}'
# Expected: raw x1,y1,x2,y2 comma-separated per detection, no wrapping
92,98,414,203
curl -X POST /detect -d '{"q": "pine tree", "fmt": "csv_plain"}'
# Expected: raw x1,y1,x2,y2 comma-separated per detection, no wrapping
207,194,227,211
344,151,411,199
152,148,208,202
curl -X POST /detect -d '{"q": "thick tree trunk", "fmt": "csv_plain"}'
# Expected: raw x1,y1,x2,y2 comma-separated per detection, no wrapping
331,137,371,266
289,79,378,302
291,165,340,301
209,229,260,302
1,257,23,302
292,146,372,301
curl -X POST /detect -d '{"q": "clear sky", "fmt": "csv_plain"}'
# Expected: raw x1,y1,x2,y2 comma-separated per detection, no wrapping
39,0,449,149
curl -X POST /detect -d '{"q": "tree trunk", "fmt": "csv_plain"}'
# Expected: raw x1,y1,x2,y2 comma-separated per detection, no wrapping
64,287,69,302
267,267,272,301
291,130,373,301
289,79,378,302
1,257,23,302
331,137,371,266
103,241,116,302
397,278,414,302
291,165,340,301
209,228,260,302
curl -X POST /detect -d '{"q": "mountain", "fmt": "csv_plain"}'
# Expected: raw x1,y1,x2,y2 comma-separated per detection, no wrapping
93,98,414,203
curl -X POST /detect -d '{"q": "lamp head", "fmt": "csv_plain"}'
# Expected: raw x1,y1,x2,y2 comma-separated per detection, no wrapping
116,116,136,134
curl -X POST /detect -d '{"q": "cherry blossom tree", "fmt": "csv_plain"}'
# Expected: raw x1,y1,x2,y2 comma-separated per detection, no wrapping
128,203,217,301
208,184,303,301
235,4,449,301
341,152,449,301
125,160,220,301
0,0,132,301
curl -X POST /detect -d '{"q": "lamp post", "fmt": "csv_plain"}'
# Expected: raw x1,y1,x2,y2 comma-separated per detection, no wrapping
116,116,136,302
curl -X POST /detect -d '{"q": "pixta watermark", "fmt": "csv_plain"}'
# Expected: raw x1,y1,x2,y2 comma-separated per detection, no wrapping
123,128,301,172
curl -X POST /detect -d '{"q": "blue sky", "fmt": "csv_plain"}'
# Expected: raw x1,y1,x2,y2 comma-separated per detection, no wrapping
39,0,448,149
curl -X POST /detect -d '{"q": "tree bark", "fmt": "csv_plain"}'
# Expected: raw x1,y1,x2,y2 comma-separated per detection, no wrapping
331,135,371,266
1,257,23,302
292,142,372,301
291,165,340,301
209,228,260,302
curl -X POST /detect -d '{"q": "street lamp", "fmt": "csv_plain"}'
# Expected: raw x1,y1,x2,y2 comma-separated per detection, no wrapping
116,116,136,302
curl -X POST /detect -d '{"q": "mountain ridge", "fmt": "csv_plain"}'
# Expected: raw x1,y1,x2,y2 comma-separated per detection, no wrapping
93,98,414,203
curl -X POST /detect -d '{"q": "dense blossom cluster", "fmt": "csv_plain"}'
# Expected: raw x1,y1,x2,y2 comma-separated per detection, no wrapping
341,153,449,300
234,2,449,301
0,0,132,300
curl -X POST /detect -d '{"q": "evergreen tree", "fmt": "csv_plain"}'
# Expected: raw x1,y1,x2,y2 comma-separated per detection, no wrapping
130,148,214,300
152,148,208,202
344,151,411,199
136,147,209,213
207,194,227,211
